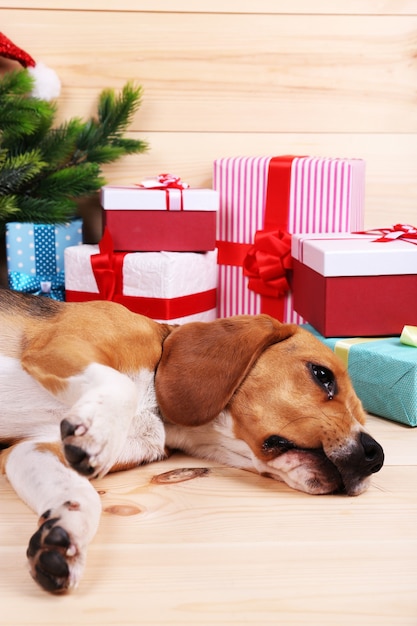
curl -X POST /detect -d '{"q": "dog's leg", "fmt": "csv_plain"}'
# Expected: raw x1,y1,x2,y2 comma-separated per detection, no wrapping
22,341,142,477
2,440,101,593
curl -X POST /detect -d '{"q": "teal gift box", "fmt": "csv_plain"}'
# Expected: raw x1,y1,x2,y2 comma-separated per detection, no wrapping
6,220,83,301
304,324,417,427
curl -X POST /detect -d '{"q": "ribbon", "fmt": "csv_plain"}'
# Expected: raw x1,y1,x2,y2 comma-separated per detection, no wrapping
216,156,296,320
66,288,217,320
8,223,65,301
138,173,189,190
90,227,125,300
137,174,189,211
295,224,417,265
333,337,388,368
8,271,65,301
400,326,417,347
355,224,417,244
242,229,292,299
82,228,216,320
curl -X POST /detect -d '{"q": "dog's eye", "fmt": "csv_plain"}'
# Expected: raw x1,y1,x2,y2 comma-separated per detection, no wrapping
262,435,295,453
308,363,337,400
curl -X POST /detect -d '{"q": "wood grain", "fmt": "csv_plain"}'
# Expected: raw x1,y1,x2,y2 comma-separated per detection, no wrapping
0,415,416,624
1,6,416,232
2,10,416,134
99,131,417,229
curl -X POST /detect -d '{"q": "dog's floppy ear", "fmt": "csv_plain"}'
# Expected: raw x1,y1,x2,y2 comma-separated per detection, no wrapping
155,314,296,426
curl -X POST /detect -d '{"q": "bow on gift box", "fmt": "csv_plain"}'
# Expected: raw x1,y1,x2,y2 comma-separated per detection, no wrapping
8,271,65,300
138,173,189,190
358,224,417,244
137,174,189,211
243,230,292,298
216,156,296,320
8,223,66,301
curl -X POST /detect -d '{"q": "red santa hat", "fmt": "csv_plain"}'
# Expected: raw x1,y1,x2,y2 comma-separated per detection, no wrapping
0,32,60,100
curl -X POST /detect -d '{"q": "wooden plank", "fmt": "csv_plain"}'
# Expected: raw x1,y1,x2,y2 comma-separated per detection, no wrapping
0,458,416,623
366,414,417,466
2,0,417,15
97,131,417,229
2,10,416,133
2,540,417,625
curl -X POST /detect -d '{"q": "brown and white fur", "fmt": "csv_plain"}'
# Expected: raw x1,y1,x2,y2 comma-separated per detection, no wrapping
0,288,384,594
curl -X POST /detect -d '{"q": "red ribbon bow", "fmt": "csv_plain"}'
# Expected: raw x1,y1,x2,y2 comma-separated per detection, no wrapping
136,174,189,211
243,229,293,298
357,224,417,243
137,173,189,190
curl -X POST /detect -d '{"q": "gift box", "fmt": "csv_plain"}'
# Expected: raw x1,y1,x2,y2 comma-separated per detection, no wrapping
64,230,218,324
304,324,417,427
292,228,417,337
101,179,218,252
214,156,365,322
6,220,83,301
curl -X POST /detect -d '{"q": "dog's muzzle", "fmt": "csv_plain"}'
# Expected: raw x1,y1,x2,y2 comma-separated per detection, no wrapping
329,431,384,496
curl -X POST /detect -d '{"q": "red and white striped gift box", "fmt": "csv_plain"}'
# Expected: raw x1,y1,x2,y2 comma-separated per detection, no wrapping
214,156,365,322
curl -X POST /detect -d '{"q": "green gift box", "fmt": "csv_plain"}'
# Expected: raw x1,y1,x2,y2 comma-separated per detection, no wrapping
304,324,417,427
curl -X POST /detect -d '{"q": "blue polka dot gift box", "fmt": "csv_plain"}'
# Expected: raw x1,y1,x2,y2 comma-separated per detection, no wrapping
6,220,83,301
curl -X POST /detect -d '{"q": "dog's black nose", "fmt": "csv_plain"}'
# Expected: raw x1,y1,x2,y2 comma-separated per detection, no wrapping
360,432,384,474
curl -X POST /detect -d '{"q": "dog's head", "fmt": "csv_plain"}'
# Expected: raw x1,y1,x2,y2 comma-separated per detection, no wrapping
155,315,384,496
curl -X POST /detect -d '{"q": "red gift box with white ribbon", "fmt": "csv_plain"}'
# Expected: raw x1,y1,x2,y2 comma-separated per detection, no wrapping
214,156,365,323
101,175,218,252
292,226,417,336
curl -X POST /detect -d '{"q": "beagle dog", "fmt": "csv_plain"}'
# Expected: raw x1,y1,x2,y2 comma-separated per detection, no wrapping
0,288,384,594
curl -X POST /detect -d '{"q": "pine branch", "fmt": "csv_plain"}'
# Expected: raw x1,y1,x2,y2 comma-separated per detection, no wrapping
14,196,78,224
1,98,55,141
0,195,20,221
0,69,33,97
73,82,148,163
111,136,148,154
33,119,84,169
82,145,130,164
37,162,105,199
97,82,144,138
0,70,56,141
0,71,148,228
0,150,47,195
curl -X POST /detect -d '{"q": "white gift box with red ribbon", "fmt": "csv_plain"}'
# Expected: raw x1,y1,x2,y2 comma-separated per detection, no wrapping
65,230,218,324
292,226,417,336
101,175,218,252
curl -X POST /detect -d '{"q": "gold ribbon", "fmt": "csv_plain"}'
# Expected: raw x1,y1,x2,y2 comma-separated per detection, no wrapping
334,337,388,368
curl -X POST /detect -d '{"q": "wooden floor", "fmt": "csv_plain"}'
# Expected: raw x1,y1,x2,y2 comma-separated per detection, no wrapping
0,414,416,626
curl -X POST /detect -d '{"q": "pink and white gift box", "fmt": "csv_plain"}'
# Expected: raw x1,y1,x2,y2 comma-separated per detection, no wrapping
64,233,218,324
101,181,218,252
292,228,417,336
214,156,365,322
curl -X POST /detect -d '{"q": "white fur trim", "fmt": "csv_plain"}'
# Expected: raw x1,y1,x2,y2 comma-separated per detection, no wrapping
28,62,61,100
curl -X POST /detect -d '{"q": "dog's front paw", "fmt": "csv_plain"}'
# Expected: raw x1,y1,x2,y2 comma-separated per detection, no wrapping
60,403,128,478
60,418,101,477
27,502,87,594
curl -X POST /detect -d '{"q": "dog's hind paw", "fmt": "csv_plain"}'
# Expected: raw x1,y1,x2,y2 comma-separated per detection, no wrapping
26,502,86,593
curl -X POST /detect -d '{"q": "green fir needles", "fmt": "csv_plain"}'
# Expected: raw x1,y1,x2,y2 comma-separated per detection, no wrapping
0,70,147,229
